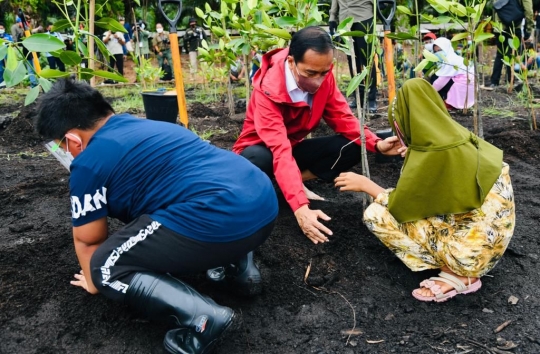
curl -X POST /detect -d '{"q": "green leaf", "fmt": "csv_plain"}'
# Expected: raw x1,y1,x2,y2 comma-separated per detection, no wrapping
247,0,257,10
78,39,89,57
449,3,467,17
511,36,520,51
4,62,27,87
133,0,140,5
0,45,7,60
22,34,65,53
6,46,19,71
205,3,212,13
220,1,229,16
59,50,82,65
337,17,353,31
339,30,366,38
212,27,226,37
423,49,440,62
95,17,127,33
24,85,40,106
397,5,412,15
38,77,53,92
414,58,430,72
274,16,299,27
261,11,272,27
346,69,368,97
195,7,205,19
52,19,71,32
451,32,469,42
92,70,128,82
474,33,494,43
263,28,292,40
39,68,71,79
385,32,418,40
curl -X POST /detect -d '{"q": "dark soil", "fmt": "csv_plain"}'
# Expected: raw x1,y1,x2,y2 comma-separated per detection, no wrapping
1,85,540,354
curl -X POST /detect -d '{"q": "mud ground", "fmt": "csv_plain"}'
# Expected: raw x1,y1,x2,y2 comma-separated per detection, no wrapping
1,81,540,354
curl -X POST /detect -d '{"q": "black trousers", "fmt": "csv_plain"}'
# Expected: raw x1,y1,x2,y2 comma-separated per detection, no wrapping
491,29,522,85
90,215,275,302
348,19,377,103
240,135,362,182
47,56,65,72
109,53,124,75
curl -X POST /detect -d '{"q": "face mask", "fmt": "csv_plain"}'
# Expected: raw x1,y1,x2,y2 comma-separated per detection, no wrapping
156,28,163,33
435,50,446,61
294,62,325,95
467,40,472,45
0,30,5,35
424,43,434,53
140,23,145,30
44,133,83,172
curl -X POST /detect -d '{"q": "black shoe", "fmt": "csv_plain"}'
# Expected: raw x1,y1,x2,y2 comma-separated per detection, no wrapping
368,100,377,114
125,273,234,354
348,98,357,109
206,252,262,296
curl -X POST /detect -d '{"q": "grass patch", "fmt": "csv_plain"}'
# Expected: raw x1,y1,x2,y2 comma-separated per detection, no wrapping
483,107,517,119
110,94,145,113
0,88,27,107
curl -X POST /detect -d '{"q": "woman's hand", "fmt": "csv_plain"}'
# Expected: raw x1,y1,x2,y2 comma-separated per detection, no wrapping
334,172,366,192
335,172,386,198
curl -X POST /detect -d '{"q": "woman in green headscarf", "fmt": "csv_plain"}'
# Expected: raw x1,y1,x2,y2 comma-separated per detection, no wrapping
334,79,515,302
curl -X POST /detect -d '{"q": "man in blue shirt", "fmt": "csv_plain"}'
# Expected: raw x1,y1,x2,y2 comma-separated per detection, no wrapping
0,23,13,88
36,78,278,354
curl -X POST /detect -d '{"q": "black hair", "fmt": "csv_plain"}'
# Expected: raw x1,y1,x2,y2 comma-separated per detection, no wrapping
35,77,114,139
289,26,334,63
0,23,5,27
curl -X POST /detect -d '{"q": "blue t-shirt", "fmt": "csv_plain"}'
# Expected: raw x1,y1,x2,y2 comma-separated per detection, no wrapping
69,114,278,242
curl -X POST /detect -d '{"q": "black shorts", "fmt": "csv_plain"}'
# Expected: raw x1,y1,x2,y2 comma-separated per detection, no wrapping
90,215,275,301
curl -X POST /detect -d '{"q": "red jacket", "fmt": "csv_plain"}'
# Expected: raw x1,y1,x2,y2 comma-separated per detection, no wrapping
233,48,380,212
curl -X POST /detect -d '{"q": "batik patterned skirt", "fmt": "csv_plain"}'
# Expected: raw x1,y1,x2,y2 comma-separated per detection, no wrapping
363,163,515,278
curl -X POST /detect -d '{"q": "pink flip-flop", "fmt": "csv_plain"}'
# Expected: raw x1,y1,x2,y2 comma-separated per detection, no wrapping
412,271,482,303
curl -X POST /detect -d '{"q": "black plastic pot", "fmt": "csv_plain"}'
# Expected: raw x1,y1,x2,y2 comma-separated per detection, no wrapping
141,91,179,124
375,128,398,163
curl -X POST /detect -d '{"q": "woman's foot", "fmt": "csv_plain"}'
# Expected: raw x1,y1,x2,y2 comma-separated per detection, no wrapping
412,267,481,302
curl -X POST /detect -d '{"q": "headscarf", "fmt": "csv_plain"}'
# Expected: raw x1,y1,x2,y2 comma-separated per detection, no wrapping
387,79,503,223
433,37,472,77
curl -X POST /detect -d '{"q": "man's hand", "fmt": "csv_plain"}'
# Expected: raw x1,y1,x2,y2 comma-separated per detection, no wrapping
377,136,407,157
329,21,337,36
294,205,332,244
334,172,366,192
70,269,98,294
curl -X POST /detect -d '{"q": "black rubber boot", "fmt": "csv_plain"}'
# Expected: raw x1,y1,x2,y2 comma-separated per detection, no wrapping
125,273,235,354
206,251,262,296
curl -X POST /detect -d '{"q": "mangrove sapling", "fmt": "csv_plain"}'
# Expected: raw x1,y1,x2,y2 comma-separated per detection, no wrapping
496,26,538,130
2,0,129,105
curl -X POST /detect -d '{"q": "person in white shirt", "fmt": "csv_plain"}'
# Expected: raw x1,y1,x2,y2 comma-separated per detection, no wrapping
103,29,125,79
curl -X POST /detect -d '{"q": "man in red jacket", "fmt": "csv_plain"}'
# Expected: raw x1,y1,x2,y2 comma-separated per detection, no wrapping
233,26,405,244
